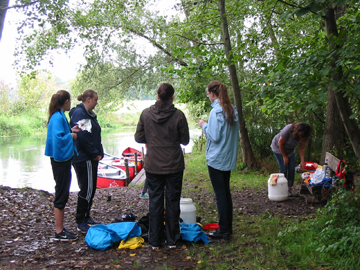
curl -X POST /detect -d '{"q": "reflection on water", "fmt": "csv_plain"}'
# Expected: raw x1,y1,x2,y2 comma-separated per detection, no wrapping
0,128,199,193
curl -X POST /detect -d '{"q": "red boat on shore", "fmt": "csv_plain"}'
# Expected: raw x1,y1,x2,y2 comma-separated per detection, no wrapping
122,147,144,172
97,162,127,188
101,153,136,180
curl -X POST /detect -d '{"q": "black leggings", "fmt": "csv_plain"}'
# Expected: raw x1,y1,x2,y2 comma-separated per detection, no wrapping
51,158,72,210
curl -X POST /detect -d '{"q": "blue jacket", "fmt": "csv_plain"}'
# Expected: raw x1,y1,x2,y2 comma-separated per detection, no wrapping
201,99,239,171
45,110,77,162
69,103,104,164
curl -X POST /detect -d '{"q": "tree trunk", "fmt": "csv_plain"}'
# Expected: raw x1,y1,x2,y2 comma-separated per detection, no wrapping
0,0,9,42
217,0,258,169
323,8,360,167
320,84,344,162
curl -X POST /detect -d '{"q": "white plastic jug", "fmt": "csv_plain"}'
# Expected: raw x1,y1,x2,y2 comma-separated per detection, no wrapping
268,173,288,201
180,198,196,224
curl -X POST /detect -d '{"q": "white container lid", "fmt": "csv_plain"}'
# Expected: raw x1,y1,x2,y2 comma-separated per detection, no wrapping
180,198,193,203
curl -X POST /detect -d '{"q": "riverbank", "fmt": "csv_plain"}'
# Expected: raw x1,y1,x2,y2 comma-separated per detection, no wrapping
0,150,330,269
0,181,320,269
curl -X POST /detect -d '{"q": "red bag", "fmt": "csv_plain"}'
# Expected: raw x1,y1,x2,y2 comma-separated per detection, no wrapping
304,162,318,171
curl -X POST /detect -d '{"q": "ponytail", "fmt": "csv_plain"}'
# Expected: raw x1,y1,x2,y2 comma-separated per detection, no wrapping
47,90,70,125
207,80,235,125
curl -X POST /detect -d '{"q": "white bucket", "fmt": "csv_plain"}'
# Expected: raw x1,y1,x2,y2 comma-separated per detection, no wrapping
268,173,288,201
180,198,196,224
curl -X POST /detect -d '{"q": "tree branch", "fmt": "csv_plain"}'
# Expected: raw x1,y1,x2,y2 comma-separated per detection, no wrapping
175,33,223,46
128,29,188,67
276,0,297,8
277,0,320,16
5,1,39,10
104,62,151,91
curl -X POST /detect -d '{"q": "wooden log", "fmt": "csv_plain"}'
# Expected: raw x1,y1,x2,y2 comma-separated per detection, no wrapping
134,152,138,175
129,168,146,186
325,152,340,175
124,159,130,185
142,147,145,167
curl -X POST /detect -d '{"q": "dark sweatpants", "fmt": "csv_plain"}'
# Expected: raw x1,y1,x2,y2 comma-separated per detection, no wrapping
73,160,98,224
146,171,183,247
51,158,72,210
208,165,233,235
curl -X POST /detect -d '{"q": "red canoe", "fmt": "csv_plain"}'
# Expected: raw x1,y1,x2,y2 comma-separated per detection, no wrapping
122,147,144,172
102,153,136,180
97,162,127,188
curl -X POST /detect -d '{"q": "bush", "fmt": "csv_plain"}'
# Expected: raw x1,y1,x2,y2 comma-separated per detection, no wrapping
277,187,360,268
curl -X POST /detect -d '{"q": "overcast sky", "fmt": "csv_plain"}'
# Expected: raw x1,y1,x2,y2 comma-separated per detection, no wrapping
0,2,85,87
0,0,179,88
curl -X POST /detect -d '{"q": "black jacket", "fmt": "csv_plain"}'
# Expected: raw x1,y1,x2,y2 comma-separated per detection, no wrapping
134,100,190,174
69,103,104,164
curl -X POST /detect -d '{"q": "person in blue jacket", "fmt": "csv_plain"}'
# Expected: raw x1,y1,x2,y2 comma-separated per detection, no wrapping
199,80,239,240
69,89,104,233
45,90,80,241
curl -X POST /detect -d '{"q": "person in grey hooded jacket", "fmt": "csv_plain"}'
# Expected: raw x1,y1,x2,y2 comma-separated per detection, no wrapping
135,83,190,250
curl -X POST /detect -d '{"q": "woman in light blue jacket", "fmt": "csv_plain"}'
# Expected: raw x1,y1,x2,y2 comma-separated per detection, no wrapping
45,90,79,241
199,80,239,240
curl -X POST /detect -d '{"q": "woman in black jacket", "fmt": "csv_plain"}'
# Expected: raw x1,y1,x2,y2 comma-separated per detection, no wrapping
69,89,104,233
135,83,190,250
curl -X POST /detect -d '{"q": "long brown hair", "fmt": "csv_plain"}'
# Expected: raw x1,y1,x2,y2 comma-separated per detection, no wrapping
77,89,97,102
47,90,70,124
291,122,312,141
207,80,235,125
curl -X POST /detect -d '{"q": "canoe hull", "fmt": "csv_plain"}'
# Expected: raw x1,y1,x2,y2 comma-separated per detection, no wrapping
97,177,127,188
97,161,127,189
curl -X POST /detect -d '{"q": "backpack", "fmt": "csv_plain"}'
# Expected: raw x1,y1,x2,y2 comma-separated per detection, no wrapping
335,160,355,191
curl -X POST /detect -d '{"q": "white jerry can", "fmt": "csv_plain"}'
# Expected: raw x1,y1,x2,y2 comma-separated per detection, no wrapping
268,173,288,201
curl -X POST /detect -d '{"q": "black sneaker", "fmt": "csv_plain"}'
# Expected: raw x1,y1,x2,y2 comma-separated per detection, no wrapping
53,228,78,241
77,222,90,233
85,217,100,226
208,230,230,240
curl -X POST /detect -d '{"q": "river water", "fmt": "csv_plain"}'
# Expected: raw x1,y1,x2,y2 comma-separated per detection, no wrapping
0,128,199,193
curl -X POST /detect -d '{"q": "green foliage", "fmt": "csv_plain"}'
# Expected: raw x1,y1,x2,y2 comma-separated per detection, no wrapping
0,112,46,136
277,188,360,268
315,188,360,256
11,0,360,164
0,81,12,115
97,111,141,129
17,71,56,112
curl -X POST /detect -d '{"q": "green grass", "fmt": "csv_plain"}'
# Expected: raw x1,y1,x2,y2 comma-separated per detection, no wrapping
0,113,47,136
178,149,360,270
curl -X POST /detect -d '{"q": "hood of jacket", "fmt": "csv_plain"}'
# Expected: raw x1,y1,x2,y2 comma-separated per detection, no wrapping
148,100,177,123
69,103,97,119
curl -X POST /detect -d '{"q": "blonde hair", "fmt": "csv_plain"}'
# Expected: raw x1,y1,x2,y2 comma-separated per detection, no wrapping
77,89,97,102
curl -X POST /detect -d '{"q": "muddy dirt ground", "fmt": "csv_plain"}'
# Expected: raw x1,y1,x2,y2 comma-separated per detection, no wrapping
0,183,322,269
